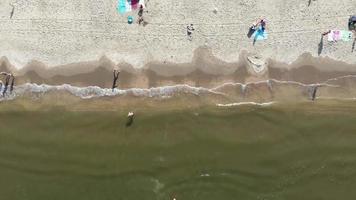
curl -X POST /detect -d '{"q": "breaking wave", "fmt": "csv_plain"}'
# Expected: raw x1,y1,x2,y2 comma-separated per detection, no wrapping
217,102,276,107
1,75,356,106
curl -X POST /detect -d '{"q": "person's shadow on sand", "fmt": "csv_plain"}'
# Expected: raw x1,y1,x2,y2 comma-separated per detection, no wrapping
352,38,356,53
318,35,323,56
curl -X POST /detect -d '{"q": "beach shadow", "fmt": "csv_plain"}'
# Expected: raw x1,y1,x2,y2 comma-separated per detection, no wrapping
9,4,15,19
352,38,356,52
318,36,323,56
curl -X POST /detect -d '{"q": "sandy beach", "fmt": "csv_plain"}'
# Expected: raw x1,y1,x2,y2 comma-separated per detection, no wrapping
0,0,355,107
2,2,356,199
0,0,356,75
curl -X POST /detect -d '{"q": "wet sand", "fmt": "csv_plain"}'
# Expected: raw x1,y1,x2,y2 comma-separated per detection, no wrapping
1,47,356,90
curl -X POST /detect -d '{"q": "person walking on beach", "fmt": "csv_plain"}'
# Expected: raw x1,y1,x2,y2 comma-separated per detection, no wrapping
187,24,195,41
138,4,144,17
0,72,15,96
137,5,145,25
112,70,120,91
252,18,267,45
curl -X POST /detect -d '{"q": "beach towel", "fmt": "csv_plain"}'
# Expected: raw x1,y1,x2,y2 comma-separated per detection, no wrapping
328,30,341,41
131,0,139,10
252,27,268,41
118,0,126,14
328,30,353,42
341,30,353,42
125,0,132,12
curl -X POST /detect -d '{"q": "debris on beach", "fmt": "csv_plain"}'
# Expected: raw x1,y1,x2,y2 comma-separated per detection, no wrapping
246,54,268,75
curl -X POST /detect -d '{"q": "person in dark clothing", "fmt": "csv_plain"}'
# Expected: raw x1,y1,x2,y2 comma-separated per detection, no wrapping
3,74,10,96
112,70,120,91
137,5,147,25
247,23,257,38
187,24,195,41
0,72,15,96
138,5,144,17
10,75,15,93
349,15,356,31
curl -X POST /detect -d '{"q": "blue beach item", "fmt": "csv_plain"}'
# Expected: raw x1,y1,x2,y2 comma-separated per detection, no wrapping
252,26,268,41
128,16,133,24
118,0,126,14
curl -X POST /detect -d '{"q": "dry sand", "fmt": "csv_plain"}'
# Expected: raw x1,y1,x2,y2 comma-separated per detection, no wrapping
0,0,356,73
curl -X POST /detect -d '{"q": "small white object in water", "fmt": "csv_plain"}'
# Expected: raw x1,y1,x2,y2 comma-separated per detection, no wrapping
128,112,134,117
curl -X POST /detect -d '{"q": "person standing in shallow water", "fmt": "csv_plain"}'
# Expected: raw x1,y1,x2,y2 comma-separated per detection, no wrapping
187,24,195,41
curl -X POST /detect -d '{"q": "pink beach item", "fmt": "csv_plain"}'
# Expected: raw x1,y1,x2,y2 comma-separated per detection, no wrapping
327,30,341,41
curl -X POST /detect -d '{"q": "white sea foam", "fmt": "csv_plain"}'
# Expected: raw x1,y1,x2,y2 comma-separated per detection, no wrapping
0,83,225,101
216,102,276,107
0,74,353,103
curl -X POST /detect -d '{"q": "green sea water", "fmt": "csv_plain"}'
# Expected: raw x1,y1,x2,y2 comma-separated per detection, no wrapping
0,102,356,200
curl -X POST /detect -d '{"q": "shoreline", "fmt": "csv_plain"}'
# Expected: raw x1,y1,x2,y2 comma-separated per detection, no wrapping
1,47,356,89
